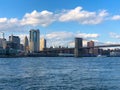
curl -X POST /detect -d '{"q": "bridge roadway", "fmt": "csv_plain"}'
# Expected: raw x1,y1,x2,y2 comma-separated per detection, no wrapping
81,44,120,49
44,44,120,52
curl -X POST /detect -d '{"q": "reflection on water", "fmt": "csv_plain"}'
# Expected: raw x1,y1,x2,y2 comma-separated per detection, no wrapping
0,57,120,90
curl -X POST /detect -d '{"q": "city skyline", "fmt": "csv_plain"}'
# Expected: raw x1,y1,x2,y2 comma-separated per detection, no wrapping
0,30,120,57
0,0,120,47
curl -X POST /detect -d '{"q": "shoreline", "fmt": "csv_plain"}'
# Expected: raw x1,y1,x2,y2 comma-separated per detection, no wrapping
0,55,119,58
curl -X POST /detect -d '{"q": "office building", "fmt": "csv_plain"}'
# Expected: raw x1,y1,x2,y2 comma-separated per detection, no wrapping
29,29,40,52
9,35,20,49
24,36,29,51
40,38,46,51
6,41,18,49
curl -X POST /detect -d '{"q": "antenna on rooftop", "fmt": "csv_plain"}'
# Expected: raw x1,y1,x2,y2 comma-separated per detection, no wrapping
0,32,5,39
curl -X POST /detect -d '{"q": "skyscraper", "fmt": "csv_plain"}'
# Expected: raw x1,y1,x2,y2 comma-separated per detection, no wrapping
29,29,40,52
40,38,46,51
9,35,20,49
24,36,29,52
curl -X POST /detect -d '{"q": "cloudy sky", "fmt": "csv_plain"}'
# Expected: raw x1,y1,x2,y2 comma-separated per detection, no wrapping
0,0,120,47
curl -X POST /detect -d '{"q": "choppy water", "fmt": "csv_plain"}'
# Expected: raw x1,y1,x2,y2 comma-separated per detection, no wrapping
0,57,120,90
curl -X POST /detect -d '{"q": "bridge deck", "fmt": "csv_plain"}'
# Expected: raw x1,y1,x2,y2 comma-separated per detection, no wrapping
43,44,120,52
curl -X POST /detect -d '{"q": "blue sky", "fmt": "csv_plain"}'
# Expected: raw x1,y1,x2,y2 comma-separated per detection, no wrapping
0,0,120,47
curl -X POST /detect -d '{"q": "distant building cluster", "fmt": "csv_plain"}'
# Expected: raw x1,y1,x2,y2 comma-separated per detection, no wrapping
0,29,47,56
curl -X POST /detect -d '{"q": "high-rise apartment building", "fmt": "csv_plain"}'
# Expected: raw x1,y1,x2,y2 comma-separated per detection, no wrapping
24,36,29,52
87,41,94,54
40,38,46,51
29,29,40,52
87,41,94,47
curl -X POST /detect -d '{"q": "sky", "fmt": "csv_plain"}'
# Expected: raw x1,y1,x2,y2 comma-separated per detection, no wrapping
0,0,120,47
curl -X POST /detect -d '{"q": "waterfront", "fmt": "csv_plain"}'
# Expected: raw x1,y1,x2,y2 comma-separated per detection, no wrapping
0,57,120,90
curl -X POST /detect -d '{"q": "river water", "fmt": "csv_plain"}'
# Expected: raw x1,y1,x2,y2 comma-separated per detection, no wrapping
0,57,120,90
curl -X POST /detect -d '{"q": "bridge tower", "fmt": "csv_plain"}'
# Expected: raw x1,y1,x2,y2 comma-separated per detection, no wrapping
74,38,83,57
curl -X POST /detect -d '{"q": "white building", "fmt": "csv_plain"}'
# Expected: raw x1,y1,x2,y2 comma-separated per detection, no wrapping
0,38,7,49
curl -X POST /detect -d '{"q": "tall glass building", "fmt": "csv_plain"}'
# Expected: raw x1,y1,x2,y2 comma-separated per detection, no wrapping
29,29,40,53
24,36,29,52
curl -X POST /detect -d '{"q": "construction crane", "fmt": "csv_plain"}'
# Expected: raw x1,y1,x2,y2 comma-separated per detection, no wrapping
0,32,5,39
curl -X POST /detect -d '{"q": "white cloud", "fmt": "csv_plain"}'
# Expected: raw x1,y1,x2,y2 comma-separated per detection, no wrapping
45,31,99,40
59,7,108,24
44,31,99,47
105,41,118,44
21,10,56,27
0,18,7,23
76,33,99,39
0,6,112,34
0,10,56,32
45,31,74,47
109,32,120,39
111,15,120,20
0,17,23,33
46,31,74,39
